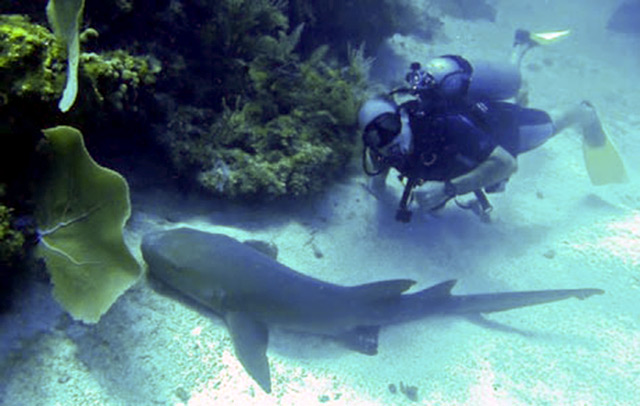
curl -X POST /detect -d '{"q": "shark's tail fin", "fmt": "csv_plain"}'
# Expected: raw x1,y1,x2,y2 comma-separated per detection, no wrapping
447,288,604,315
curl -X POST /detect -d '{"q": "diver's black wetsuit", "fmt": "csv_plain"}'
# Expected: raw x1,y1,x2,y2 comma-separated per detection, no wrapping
379,98,553,185
361,55,558,221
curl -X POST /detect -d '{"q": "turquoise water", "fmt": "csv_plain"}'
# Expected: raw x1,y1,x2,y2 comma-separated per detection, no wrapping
2,1,639,405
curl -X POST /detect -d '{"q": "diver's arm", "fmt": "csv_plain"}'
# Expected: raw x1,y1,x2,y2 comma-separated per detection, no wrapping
449,146,517,195
415,146,517,210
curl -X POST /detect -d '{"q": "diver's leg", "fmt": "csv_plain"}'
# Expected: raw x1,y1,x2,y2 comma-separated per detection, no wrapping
509,29,570,106
515,107,555,153
465,30,549,103
552,101,604,141
509,29,539,106
510,29,539,68
510,29,571,68
551,101,588,135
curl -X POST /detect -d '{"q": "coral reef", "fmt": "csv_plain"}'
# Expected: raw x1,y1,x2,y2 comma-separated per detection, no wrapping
0,13,159,216
0,15,62,105
0,14,159,114
288,0,441,59
0,184,27,311
0,197,24,265
161,36,367,199
2,1,433,201
151,0,371,200
81,50,160,112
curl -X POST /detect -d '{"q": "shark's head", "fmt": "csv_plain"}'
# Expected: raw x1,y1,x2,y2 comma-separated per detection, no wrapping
142,229,190,287
141,228,228,309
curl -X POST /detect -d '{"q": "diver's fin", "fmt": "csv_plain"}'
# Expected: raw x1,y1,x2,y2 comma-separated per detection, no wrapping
579,102,628,185
225,311,272,393
513,28,570,48
512,29,570,66
529,29,571,45
583,136,628,185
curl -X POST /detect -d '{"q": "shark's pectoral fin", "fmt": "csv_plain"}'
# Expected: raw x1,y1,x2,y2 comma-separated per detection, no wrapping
336,325,381,355
225,311,272,393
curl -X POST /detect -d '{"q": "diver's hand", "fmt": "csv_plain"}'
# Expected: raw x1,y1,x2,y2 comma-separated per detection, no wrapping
414,181,451,211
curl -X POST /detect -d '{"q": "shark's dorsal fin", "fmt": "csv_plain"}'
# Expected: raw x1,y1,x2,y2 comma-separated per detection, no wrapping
349,279,416,301
336,325,380,355
418,279,457,298
225,311,272,393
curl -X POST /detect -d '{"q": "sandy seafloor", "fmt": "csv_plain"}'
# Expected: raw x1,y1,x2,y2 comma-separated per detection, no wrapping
1,1,640,405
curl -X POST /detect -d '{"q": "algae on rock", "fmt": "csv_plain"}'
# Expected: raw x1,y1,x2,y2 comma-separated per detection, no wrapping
35,126,141,323
161,1,368,200
0,200,25,265
0,15,62,103
0,14,158,114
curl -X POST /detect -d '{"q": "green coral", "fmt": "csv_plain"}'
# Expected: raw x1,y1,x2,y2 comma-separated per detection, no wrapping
288,0,441,58
0,197,25,265
162,1,367,200
165,52,364,199
0,14,62,103
0,14,158,112
82,50,160,111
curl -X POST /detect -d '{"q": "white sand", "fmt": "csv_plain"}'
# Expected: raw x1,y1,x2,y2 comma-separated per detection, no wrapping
2,1,639,405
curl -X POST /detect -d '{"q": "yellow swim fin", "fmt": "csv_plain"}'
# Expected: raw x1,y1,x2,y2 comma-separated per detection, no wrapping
580,103,627,185
512,29,571,66
582,136,627,185
530,29,571,45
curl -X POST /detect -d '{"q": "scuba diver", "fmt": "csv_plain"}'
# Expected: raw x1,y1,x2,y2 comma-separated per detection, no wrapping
359,29,627,223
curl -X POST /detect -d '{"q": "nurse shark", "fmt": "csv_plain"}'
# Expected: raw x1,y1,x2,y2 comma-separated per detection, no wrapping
141,227,603,393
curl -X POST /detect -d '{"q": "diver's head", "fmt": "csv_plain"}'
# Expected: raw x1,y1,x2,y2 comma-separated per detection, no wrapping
358,98,401,149
408,55,473,99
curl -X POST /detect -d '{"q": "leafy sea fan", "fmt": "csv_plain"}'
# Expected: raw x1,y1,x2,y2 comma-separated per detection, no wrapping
46,0,85,112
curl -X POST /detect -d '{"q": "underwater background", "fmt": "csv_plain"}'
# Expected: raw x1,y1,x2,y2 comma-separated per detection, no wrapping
1,0,639,405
